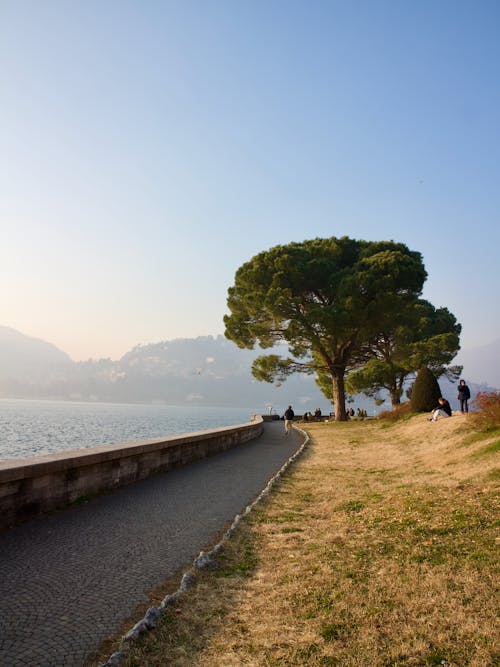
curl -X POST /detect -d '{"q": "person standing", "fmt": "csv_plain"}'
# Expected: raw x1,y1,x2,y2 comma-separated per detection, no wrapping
284,405,295,435
457,379,471,414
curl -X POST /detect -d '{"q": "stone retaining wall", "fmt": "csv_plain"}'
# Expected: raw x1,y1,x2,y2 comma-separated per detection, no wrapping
0,415,264,531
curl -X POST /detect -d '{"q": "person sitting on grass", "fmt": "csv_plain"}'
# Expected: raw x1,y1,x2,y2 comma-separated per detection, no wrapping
429,396,452,421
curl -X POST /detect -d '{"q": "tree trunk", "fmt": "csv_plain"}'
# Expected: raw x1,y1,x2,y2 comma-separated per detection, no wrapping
331,371,348,421
390,386,401,408
390,376,404,408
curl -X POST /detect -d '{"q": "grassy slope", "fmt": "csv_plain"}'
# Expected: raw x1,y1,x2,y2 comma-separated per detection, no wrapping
95,415,499,667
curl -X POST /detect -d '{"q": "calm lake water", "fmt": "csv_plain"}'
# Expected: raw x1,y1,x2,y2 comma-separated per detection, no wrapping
0,399,259,460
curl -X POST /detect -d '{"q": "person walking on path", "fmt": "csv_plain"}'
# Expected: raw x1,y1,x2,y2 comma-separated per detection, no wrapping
284,405,295,435
457,379,471,414
429,396,452,421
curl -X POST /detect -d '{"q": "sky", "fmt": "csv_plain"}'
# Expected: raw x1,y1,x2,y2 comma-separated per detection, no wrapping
1,0,499,361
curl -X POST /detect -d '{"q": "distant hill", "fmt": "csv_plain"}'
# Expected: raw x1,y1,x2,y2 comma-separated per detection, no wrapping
0,329,334,413
0,325,72,384
104,336,335,412
0,326,497,412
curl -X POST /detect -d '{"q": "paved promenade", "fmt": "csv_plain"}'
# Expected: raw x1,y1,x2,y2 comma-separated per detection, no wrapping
0,422,304,667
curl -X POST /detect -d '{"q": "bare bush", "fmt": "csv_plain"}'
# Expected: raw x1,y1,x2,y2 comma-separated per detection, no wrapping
471,391,500,428
378,401,412,422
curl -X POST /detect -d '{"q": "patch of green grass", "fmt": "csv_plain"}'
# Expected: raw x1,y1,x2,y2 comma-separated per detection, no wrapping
345,570,369,583
478,424,500,436
292,643,320,660
320,622,351,641
293,589,337,619
310,591,336,613
216,538,258,578
424,648,449,665
355,548,372,562
319,657,342,666
370,483,499,572
471,439,500,459
275,510,304,523
336,499,365,513
207,606,227,619
412,546,448,565
281,526,304,533
486,468,500,481
450,508,469,528
462,426,500,447
381,657,412,666
469,550,489,563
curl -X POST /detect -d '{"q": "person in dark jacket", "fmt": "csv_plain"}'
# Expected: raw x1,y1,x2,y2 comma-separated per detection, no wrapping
457,379,471,414
429,396,452,421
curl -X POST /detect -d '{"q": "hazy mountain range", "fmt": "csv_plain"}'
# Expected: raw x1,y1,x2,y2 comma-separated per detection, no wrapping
0,325,498,413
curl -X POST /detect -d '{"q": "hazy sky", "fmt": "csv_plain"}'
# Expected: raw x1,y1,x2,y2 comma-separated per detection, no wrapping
1,1,499,361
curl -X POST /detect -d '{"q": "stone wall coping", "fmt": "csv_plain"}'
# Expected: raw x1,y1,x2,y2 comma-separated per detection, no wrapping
0,415,263,482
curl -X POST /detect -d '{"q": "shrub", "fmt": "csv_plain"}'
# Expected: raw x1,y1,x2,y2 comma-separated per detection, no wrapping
378,402,412,422
471,391,500,428
411,367,441,413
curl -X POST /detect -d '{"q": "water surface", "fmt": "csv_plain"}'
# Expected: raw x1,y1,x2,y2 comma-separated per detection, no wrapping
0,399,257,460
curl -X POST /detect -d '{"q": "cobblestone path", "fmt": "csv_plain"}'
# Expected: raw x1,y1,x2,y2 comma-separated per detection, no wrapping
0,422,304,667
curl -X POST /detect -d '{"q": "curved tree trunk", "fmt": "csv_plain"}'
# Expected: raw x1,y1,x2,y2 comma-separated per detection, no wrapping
332,371,348,421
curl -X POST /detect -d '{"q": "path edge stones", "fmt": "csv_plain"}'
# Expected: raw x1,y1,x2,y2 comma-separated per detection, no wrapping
98,425,310,667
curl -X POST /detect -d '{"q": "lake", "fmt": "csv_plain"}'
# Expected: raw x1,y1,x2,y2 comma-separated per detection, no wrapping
0,399,259,460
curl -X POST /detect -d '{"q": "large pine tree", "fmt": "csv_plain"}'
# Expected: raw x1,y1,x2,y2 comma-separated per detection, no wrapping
224,237,426,421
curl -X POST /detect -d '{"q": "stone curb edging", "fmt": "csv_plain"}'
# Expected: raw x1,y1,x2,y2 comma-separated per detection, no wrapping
99,425,310,667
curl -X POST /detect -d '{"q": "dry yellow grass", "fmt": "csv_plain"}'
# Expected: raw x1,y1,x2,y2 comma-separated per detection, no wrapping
96,414,499,667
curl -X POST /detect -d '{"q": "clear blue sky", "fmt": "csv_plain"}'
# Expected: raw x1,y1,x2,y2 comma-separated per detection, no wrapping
1,1,499,360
